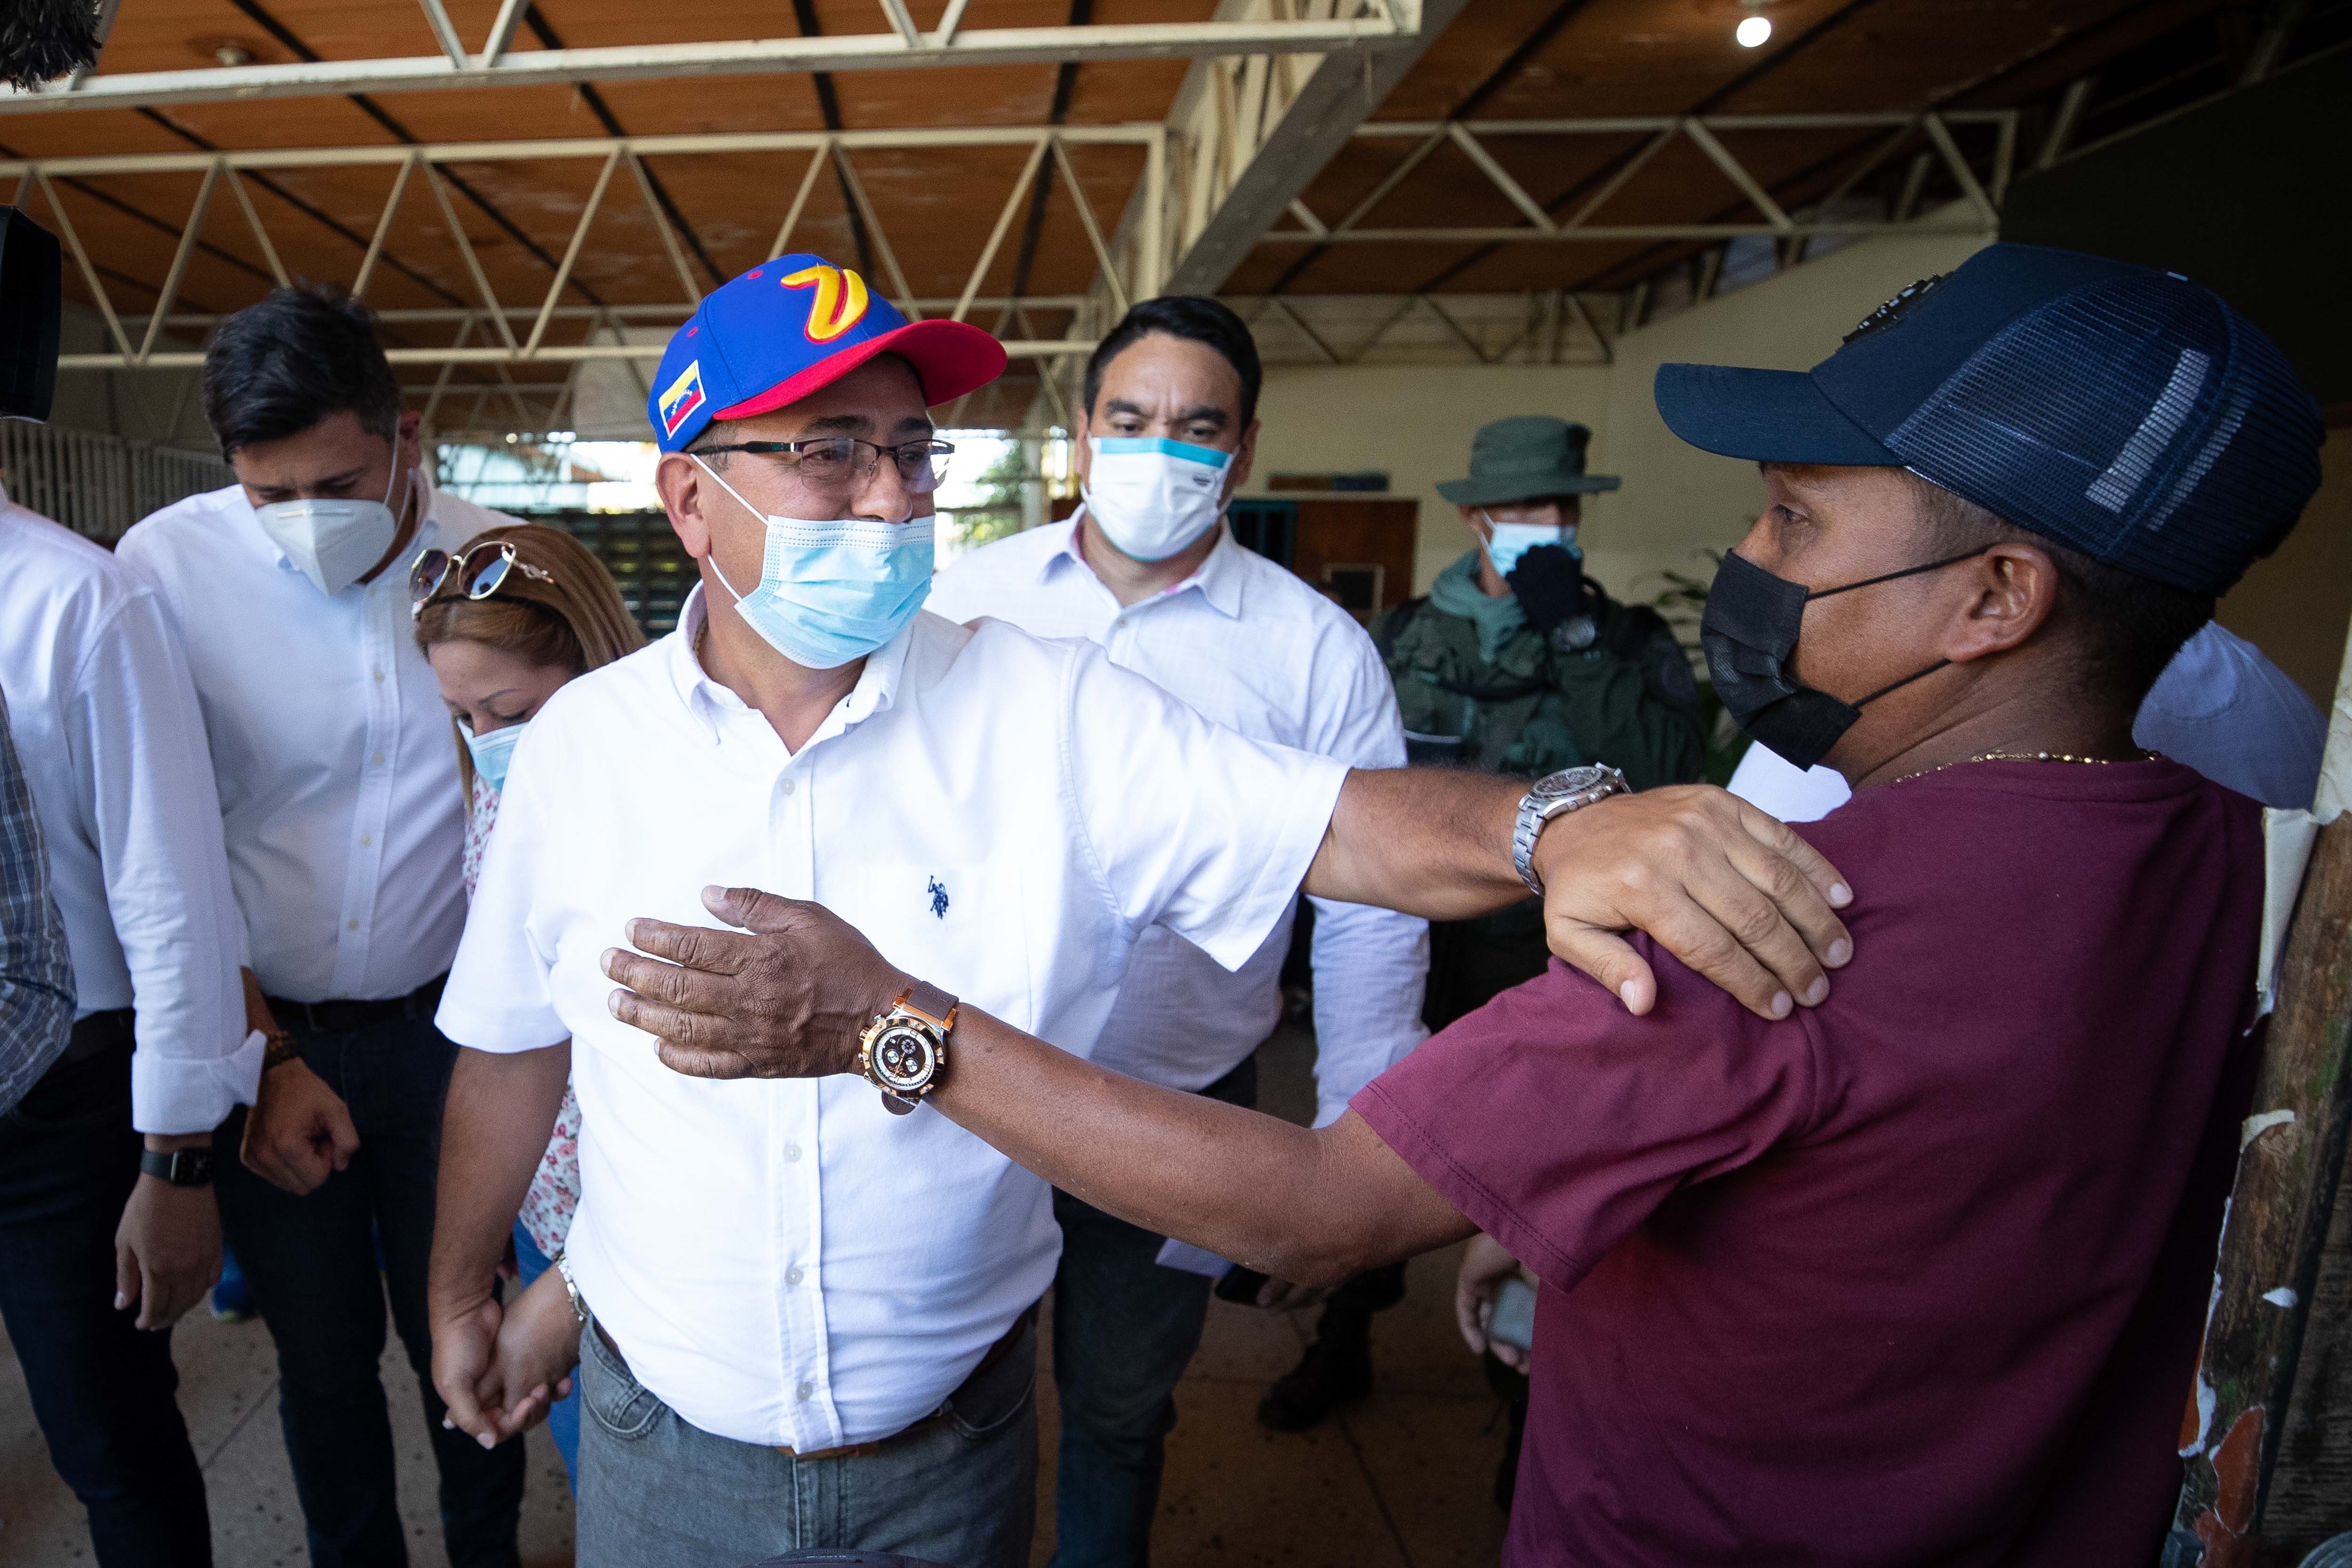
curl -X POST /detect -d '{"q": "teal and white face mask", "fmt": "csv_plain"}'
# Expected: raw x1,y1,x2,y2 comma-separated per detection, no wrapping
463,720,524,791
694,456,934,671
1082,436,1232,562
1481,514,1581,579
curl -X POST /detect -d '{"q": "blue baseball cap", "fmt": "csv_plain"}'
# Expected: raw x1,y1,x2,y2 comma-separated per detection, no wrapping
1654,242,2323,594
648,255,1007,453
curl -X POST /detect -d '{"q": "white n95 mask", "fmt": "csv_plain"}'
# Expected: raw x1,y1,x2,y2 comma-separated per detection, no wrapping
1482,515,1580,580
254,461,406,596
694,457,933,670
1082,437,1232,562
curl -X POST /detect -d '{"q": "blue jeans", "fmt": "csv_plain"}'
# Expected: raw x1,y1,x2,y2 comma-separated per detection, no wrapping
576,1309,1038,1568
0,1041,211,1568
213,1003,525,1568
1049,1055,1256,1568
509,1220,579,1485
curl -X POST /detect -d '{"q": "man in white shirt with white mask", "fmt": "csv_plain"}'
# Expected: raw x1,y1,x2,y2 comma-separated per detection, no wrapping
117,284,528,1568
925,295,1428,1568
421,255,1860,1568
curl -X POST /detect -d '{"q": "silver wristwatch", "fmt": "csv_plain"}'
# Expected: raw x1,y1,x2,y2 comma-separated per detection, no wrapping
1511,764,1629,896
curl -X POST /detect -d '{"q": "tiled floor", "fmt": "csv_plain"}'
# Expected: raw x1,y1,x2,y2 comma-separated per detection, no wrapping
0,1029,1513,1567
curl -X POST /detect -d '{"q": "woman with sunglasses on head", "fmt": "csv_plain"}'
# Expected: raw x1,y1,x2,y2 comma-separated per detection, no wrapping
412,523,644,1486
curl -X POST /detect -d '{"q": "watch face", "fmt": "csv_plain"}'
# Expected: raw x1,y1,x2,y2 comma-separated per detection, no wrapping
871,1024,937,1093
1532,765,1609,800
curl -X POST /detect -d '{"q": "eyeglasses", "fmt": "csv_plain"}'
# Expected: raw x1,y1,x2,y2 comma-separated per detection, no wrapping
409,540,555,620
691,437,954,496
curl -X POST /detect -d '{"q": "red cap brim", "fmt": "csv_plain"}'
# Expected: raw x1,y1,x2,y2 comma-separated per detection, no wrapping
711,318,1009,422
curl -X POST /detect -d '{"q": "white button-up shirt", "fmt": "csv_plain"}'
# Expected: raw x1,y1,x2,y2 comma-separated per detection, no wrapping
118,476,519,1003
0,489,253,1133
437,589,1344,1449
929,516,1428,1125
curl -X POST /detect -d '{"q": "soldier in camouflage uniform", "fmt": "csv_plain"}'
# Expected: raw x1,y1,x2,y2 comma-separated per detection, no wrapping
1379,415,1704,1025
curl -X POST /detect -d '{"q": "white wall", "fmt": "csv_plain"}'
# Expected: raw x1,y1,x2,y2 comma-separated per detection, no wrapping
1247,218,1993,605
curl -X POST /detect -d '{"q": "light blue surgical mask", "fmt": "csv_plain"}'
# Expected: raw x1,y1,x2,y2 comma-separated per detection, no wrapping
1482,514,1581,579
464,721,524,791
694,456,933,670
1082,436,1232,562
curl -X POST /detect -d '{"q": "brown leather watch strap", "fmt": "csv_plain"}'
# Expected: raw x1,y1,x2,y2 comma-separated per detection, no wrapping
902,980,959,1031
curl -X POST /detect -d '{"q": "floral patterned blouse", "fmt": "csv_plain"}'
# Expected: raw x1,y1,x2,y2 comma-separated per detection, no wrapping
465,772,580,1259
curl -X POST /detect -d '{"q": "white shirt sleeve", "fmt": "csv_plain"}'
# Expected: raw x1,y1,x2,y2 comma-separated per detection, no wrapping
73,593,257,1133
1724,742,1851,823
1062,640,1348,974
1300,633,1429,1126
436,732,566,1052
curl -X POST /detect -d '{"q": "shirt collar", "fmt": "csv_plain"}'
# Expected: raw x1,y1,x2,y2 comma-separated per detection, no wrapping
1042,508,1247,621
666,583,912,752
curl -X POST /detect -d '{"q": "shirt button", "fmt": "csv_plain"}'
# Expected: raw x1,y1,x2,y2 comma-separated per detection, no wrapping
779,778,796,796
372,669,384,683
371,751,386,765
784,1141,803,1162
786,1265,804,1286
346,919,359,931
795,1380,815,1402
359,835,373,847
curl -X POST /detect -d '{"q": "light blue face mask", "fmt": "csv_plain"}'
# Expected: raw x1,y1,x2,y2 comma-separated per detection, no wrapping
1481,514,1582,579
463,721,524,791
694,456,934,670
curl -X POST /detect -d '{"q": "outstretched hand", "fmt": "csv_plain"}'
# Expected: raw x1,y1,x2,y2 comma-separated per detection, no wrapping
1529,784,1853,1020
602,886,911,1082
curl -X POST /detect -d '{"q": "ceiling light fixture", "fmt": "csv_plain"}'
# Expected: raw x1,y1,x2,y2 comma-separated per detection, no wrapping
1735,14,1772,47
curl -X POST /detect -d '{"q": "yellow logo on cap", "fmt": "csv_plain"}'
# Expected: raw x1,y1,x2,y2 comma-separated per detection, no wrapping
781,265,872,343
657,359,706,438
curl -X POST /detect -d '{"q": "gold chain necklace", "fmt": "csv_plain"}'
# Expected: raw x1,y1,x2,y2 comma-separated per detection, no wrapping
1890,748,2157,787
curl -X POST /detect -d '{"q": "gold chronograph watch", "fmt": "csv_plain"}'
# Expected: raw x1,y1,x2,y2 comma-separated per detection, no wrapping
857,981,958,1116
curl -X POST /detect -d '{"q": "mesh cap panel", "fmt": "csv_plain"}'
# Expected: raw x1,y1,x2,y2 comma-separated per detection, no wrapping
1884,275,2321,595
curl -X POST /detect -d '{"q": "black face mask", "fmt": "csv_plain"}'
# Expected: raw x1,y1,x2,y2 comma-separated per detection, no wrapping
1699,548,1988,772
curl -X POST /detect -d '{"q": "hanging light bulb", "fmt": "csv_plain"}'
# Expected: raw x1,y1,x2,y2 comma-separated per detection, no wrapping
1736,13,1772,46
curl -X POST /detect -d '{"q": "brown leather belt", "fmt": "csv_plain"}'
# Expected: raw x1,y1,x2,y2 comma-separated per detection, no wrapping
591,1302,1037,1462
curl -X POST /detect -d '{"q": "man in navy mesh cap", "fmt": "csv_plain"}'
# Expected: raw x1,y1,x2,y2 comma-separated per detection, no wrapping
605,243,2327,1563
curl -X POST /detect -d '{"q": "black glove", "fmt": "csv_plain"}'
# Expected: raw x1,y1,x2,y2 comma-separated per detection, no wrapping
1505,543,1585,637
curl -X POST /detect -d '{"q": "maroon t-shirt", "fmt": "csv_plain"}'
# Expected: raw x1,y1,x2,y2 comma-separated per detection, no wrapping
1356,760,2263,1566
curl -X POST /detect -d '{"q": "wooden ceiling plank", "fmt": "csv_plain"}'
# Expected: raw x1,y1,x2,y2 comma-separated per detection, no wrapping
525,146,620,355
421,158,520,347
221,164,291,287
1048,134,1126,316
954,138,1050,322
32,170,135,358
768,145,835,261
353,151,420,298
137,164,222,363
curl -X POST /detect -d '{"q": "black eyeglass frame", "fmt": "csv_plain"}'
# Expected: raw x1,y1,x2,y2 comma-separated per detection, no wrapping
408,540,556,620
690,437,956,492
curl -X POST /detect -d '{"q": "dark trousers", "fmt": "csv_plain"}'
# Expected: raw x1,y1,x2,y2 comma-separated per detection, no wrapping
1423,902,1552,1033
214,1005,524,1568
1049,1055,1257,1568
0,1039,213,1568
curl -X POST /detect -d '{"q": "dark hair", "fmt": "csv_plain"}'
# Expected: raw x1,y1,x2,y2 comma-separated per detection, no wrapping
1904,470,2212,711
1082,296,1262,427
203,283,402,458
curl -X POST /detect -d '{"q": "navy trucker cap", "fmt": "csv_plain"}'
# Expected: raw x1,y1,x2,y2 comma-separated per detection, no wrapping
1654,243,2324,595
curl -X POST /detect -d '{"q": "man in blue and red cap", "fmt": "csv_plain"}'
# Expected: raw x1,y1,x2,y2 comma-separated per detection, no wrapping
422,255,1863,1566
576,244,2327,1563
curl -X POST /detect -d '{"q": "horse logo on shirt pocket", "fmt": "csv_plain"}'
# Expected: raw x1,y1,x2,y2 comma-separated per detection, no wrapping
826,863,1031,1032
